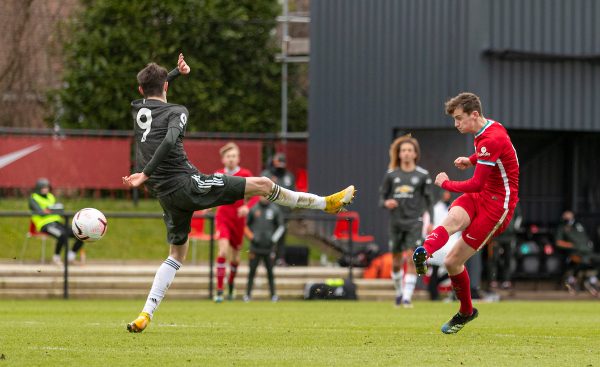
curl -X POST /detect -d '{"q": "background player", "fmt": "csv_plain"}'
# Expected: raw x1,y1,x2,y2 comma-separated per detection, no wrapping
413,92,519,334
379,135,434,308
214,142,259,302
122,54,356,332
243,195,284,302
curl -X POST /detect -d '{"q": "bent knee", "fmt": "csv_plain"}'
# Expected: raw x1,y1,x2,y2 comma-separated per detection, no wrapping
247,176,273,196
444,210,470,233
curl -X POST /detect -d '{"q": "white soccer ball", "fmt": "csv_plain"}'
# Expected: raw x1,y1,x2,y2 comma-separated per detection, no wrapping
72,208,108,242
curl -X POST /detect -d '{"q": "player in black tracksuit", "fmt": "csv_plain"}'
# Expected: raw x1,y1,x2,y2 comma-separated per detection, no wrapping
244,197,285,302
380,135,434,308
124,54,355,333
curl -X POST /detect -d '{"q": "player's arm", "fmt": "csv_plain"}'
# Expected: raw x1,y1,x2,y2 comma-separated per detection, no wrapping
380,172,397,209
122,127,180,187
166,53,191,83
554,226,574,249
441,137,500,192
437,164,494,193
454,155,476,170
29,197,49,216
142,127,179,177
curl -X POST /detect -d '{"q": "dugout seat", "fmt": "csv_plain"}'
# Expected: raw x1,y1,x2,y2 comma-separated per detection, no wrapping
295,168,308,192
20,220,49,264
189,210,211,265
332,211,375,243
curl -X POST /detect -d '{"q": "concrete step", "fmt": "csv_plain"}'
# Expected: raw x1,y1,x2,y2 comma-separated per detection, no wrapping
0,264,362,279
1,263,595,301
0,276,394,292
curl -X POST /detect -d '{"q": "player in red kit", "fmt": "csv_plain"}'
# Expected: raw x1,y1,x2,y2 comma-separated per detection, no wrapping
214,142,259,302
413,92,519,334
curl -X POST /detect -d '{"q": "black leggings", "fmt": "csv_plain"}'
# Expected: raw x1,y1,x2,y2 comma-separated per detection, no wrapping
41,222,84,255
247,252,276,297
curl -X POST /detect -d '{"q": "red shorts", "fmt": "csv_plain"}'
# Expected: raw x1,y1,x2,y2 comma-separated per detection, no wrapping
215,217,245,250
450,193,514,251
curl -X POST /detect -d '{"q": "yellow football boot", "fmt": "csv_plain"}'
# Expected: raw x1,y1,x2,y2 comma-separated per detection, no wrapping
127,312,150,333
324,185,356,214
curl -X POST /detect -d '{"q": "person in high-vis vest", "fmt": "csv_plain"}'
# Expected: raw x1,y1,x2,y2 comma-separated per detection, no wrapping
28,178,84,265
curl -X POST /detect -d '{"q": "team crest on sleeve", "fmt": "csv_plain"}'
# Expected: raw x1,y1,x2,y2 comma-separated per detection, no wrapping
179,113,187,128
478,146,490,157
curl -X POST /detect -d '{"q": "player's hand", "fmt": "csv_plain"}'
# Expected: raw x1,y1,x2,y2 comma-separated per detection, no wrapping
177,53,190,75
454,156,472,170
122,172,149,188
434,172,449,187
383,199,398,210
238,205,250,218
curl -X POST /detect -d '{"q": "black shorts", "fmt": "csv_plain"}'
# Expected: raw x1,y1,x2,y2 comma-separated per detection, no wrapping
389,222,423,254
158,173,246,245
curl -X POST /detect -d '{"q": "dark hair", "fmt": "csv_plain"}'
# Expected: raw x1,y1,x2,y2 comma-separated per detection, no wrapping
137,63,168,97
445,92,483,116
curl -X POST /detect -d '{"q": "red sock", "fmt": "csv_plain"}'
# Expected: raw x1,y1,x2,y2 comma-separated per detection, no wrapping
228,261,239,286
423,226,449,255
450,268,473,316
216,256,226,291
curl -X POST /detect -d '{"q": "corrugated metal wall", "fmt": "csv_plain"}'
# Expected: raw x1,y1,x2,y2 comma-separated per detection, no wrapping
309,0,600,246
482,0,600,131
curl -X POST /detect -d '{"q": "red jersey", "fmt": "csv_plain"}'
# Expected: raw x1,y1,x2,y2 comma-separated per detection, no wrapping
215,167,258,219
443,119,519,210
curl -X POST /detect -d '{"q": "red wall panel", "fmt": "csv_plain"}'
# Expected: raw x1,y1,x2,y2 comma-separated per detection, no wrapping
182,140,263,176
0,136,130,189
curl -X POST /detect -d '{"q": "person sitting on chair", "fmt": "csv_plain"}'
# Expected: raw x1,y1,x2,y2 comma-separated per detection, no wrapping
28,178,84,265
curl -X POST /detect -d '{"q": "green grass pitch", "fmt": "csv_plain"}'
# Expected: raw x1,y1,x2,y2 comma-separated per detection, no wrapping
0,300,598,366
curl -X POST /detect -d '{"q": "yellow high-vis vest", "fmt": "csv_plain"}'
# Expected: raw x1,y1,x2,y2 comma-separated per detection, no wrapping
31,193,63,231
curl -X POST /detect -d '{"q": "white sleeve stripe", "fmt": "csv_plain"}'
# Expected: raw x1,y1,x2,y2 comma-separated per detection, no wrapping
477,160,496,166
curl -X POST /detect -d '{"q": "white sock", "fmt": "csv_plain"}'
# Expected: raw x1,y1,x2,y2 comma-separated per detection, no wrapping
391,270,404,297
402,274,417,302
142,256,181,318
267,184,326,210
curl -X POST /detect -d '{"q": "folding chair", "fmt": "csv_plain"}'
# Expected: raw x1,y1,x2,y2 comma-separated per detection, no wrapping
332,211,375,243
20,221,49,264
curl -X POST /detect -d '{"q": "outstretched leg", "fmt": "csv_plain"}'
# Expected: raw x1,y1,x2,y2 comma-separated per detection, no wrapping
244,177,355,214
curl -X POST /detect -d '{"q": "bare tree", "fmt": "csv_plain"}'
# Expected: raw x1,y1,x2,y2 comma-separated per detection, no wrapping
0,0,78,127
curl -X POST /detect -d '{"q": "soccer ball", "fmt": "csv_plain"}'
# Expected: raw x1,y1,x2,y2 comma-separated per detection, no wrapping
72,208,107,242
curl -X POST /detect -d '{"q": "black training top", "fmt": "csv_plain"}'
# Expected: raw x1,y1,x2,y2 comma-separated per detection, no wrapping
131,97,198,197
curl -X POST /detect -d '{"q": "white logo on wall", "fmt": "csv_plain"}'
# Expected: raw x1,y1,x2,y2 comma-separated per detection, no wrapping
0,144,42,170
